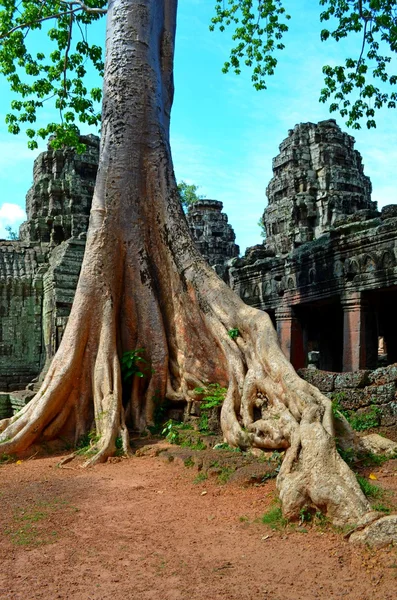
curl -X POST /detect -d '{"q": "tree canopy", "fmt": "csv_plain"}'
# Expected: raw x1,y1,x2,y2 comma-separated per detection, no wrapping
0,0,397,151
177,181,203,211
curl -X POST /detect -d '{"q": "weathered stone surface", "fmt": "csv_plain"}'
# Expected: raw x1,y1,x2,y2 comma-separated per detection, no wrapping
0,392,11,419
349,515,397,547
19,134,99,244
264,119,373,256
297,368,336,392
369,364,397,385
9,390,35,414
186,200,239,268
334,371,371,389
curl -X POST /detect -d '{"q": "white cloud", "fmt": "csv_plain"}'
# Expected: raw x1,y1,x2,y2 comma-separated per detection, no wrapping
0,203,26,239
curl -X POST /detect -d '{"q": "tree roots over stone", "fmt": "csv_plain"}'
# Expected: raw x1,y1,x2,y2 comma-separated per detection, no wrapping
0,0,395,542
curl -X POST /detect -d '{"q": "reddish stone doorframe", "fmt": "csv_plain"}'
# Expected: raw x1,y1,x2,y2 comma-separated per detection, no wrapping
341,292,367,372
275,305,305,369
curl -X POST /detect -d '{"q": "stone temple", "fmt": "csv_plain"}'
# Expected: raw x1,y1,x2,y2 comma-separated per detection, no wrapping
1,119,397,429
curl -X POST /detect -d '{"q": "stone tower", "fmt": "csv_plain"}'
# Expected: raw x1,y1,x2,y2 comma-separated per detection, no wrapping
19,134,99,244
263,119,375,255
187,199,239,267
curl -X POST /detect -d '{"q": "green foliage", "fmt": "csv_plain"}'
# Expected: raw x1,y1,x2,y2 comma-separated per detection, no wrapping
177,181,203,210
184,456,194,468
332,393,382,431
319,0,397,129
193,472,208,484
161,419,181,444
5,225,17,240
356,474,383,498
161,419,193,444
258,217,266,238
371,502,391,514
227,328,240,340
195,383,227,410
75,429,100,455
0,0,106,149
121,348,152,384
299,506,313,524
0,452,15,464
217,466,235,484
211,0,290,90
261,505,288,529
213,442,242,452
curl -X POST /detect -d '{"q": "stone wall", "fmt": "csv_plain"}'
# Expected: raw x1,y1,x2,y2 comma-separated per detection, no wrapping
299,365,397,432
0,242,49,391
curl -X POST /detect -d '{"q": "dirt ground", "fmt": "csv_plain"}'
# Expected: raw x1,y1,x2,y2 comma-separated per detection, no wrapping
0,446,396,600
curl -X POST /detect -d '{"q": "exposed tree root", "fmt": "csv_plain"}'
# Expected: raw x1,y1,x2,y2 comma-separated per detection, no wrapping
0,0,394,545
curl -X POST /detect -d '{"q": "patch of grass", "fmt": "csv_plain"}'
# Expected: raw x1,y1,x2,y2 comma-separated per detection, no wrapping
314,510,329,527
262,506,288,530
5,498,73,547
217,466,235,484
359,451,390,467
193,472,208,484
356,474,383,499
213,442,241,452
184,457,194,468
371,502,391,514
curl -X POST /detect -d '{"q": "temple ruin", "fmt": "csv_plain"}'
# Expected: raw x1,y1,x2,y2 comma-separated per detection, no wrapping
1,119,397,429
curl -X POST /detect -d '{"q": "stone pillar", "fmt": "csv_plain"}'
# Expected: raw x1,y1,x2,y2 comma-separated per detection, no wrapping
275,305,305,369
341,292,378,371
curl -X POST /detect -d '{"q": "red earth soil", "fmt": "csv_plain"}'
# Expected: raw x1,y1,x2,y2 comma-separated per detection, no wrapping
0,449,396,600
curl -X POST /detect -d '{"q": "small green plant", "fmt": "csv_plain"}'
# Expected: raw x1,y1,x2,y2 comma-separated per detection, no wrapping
0,453,15,464
228,328,240,340
262,506,288,530
371,502,391,514
75,430,100,455
299,506,313,525
193,472,208,484
198,413,209,432
161,419,181,444
5,225,18,240
148,392,169,435
194,383,227,410
184,457,195,468
121,348,152,383
213,442,241,452
356,474,383,499
115,436,124,457
332,393,382,432
314,510,329,527
217,466,235,484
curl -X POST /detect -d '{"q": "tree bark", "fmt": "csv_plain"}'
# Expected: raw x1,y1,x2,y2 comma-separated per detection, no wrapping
0,0,386,528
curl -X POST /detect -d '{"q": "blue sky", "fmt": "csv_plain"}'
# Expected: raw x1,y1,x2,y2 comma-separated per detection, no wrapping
1,0,397,251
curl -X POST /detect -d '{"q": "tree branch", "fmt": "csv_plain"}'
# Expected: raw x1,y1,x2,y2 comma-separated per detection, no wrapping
0,2,106,40
59,1,107,15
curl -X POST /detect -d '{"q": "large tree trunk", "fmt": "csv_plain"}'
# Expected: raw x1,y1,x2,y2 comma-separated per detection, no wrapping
0,0,382,528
